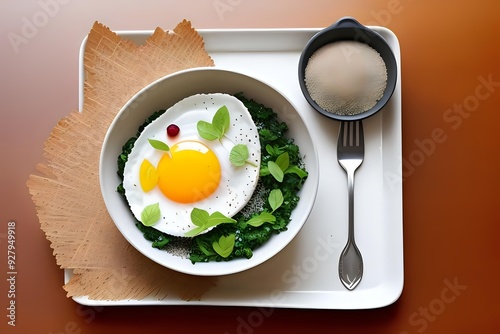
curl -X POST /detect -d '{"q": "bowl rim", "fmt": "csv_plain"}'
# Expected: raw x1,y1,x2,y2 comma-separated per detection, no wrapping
298,17,398,121
99,67,320,276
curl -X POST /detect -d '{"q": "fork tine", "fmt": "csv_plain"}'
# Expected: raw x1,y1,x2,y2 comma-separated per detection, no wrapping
345,121,356,147
338,120,365,149
349,121,363,147
357,121,363,147
339,121,346,146
350,121,356,146
338,121,365,147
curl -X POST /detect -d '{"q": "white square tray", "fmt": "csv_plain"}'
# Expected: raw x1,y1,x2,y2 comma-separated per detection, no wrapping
71,26,403,309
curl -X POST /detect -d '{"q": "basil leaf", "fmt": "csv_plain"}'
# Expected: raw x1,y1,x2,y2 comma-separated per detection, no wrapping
246,212,276,227
269,189,284,213
140,203,161,226
285,165,308,179
197,121,219,140
275,152,290,171
268,161,284,182
148,139,170,152
230,144,249,166
184,227,205,238
207,211,237,228
212,234,235,258
212,105,230,136
190,208,210,227
265,144,275,155
185,209,236,237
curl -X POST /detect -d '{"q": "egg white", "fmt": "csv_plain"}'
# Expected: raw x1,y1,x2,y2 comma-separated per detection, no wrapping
122,93,261,237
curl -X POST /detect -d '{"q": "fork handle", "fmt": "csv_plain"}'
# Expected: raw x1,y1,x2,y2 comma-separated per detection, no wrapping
346,168,356,243
339,163,364,290
340,161,359,243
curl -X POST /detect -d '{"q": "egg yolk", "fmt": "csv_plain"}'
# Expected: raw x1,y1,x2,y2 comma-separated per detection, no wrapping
139,159,158,192
156,141,221,203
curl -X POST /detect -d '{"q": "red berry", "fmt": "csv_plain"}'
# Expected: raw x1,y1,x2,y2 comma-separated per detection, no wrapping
167,124,180,137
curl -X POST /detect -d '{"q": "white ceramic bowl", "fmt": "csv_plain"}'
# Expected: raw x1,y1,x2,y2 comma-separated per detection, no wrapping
100,68,319,276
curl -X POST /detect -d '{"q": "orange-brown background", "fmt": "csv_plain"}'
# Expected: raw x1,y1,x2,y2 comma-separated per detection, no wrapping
1,0,499,333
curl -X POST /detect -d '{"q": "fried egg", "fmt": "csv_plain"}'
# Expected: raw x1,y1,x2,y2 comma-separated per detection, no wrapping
122,93,261,237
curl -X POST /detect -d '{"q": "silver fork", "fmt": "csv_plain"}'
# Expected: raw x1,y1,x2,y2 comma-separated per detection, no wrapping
337,120,364,290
